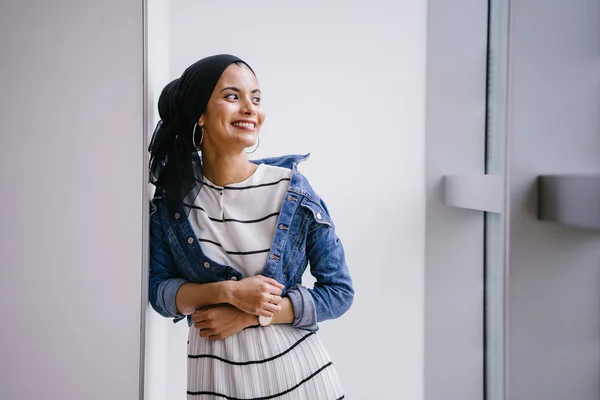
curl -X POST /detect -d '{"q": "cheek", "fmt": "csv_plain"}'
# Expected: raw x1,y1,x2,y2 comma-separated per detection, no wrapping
207,106,232,128
258,109,266,125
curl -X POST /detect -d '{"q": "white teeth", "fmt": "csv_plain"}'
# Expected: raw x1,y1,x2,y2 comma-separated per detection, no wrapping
232,122,255,128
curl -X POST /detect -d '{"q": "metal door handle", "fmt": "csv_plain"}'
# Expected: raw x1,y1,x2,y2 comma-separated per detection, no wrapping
537,175,600,231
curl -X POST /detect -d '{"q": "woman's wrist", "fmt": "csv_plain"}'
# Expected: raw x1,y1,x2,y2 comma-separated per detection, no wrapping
271,298,294,325
218,280,235,305
246,312,260,327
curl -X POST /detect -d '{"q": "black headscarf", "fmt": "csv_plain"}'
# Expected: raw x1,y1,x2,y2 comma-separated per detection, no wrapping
148,54,254,216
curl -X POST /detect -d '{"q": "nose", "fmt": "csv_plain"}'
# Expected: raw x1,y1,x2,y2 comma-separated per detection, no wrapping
240,98,257,115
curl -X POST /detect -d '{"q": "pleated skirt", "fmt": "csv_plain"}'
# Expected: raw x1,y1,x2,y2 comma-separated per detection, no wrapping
187,324,345,400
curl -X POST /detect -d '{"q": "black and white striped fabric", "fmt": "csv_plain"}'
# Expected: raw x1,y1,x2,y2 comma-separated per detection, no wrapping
186,163,292,277
187,325,344,399
185,164,345,399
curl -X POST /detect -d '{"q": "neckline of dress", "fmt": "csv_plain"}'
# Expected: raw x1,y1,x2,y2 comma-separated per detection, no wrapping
202,163,265,189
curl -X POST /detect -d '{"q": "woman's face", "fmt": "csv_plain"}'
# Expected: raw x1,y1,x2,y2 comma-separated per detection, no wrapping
198,63,265,153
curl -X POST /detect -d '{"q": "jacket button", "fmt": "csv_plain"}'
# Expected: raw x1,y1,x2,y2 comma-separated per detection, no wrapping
316,212,322,220
203,261,210,268
187,237,194,244
174,213,180,219
230,276,238,281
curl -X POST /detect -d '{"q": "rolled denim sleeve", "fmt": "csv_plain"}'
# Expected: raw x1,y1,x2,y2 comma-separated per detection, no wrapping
148,207,188,321
154,277,188,319
287,285,318,331
288,199,354,331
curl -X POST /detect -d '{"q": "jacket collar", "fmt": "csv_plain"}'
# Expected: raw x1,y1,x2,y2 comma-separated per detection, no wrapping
251,153,320,202
250,153,310,170
191,152,310,170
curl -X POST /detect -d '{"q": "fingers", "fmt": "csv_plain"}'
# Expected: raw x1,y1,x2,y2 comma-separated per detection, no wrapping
263,285,283,298
258,309,274,318
261,282,282,296
267,301,281,313
191,309,207,323
192,313,209,329
263,293,282,305
198,328,213,338
254,293,282,317
194,321,210,330
257,302,281,317
209,333,225,342
198,328,223,341
258,275,285,290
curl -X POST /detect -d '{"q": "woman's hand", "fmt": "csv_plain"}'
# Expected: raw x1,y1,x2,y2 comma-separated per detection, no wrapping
228,275,284,317
192,304,257,341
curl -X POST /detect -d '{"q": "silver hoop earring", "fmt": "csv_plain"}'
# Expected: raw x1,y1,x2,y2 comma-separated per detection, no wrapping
245,136,260,154
192,124,204,150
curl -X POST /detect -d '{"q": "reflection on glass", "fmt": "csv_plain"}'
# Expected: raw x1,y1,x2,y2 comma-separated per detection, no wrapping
485,212,505,400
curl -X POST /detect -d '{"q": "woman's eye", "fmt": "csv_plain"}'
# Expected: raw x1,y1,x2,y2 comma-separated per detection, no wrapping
225,93,238,100
252,97,261,103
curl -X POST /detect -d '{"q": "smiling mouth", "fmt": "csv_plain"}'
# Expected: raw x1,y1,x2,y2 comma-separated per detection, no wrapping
232,121,256,129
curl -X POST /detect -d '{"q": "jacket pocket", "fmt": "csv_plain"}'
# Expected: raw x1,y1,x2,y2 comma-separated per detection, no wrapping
300,197,333,228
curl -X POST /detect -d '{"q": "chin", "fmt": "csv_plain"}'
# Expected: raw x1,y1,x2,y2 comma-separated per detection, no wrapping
238,134,258,147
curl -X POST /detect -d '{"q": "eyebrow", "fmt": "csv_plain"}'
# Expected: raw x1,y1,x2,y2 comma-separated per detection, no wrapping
219,86,261,94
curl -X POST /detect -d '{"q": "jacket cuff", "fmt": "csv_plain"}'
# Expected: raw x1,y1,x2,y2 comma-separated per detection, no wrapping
287,285,318,331
157,277,188,319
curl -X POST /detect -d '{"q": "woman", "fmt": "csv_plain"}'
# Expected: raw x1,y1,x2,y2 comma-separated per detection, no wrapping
148,54,354,399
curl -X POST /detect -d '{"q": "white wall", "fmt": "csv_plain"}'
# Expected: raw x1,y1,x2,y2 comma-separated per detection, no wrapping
506,1,600,399
0,1,144,400
151,1,427,399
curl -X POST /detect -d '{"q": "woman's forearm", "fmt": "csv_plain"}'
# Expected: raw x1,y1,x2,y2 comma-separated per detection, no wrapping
175,281,233,316
177,275,285,317
243,298,294,327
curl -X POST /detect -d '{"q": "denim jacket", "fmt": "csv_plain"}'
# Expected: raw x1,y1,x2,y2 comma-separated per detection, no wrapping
148,154,354,331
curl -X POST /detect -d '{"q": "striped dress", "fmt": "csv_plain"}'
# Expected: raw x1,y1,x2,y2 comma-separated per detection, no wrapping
185,163,345,400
